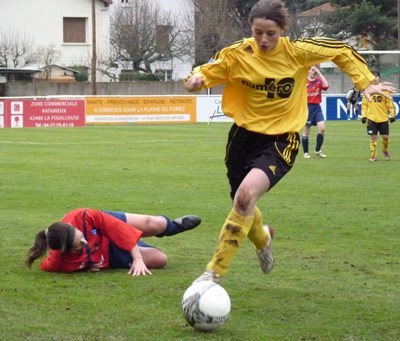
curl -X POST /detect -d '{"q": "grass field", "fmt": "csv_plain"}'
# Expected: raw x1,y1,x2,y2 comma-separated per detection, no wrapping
1,121,399,340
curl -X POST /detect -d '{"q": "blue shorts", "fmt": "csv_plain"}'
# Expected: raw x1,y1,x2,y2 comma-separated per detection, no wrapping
102,210,152,269
306,104,325,126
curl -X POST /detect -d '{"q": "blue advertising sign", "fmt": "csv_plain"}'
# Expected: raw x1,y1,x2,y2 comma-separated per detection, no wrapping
325,95,400,121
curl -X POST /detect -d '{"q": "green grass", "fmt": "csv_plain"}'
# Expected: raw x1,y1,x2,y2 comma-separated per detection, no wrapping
0,121,399,340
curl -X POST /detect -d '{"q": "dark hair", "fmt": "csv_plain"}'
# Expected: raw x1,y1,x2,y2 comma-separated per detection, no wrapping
372,70,380,77
248,0,290,30
25,222,75,269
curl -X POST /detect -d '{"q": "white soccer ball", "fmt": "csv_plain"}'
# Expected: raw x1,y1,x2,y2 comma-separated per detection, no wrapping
181,281,231,332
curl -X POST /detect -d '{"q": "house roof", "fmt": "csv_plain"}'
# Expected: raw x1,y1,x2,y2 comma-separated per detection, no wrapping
298,2,336,17
41,64,81,74
0,67,40,74
101,0,113,5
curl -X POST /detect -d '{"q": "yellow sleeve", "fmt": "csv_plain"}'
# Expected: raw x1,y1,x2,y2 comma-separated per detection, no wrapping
183,40,243,91
293,38,375,90
361,96,369,118
386,94,396,118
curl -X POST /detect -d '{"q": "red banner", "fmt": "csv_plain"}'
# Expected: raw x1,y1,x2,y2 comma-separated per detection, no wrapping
1,99,85,128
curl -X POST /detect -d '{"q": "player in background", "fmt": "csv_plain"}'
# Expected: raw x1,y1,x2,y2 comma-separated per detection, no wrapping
346,86,362,120
183,0,396,283
361,70,396,161
26,208,201,275
302,66,329,158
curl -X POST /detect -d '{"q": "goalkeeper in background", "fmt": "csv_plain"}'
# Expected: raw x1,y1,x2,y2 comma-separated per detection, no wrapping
346,86,362,120
361,70,396,162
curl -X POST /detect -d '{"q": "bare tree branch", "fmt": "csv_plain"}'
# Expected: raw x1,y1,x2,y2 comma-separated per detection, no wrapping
110,0,194,75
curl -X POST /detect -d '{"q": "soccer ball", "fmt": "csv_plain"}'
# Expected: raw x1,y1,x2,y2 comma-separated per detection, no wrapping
181,281,231,332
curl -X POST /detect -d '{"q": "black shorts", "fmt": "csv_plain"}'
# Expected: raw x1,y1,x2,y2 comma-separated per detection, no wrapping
225,124,300,199
367,120,389,136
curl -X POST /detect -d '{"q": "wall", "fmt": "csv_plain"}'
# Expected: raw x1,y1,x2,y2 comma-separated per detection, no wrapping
4,72,399,97
4,81,217,97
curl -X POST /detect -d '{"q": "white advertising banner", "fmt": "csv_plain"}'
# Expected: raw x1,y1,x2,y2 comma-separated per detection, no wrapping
196,95,233,123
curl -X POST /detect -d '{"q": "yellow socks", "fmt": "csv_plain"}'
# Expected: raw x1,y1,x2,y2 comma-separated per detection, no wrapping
247,206,269,250
382,138,389,152
206,209,254,276
370,140,377,158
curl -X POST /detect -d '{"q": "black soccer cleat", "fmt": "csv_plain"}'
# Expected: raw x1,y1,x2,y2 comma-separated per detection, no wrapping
173,215,201,232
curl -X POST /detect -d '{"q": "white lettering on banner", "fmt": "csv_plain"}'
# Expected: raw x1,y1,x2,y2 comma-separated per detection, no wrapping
105,99,140,105
393,102,399,114
336,98,348,119
34,123,75,127
31,101,78,107
42,108,67,114
97,107,123,113
44,101,78,106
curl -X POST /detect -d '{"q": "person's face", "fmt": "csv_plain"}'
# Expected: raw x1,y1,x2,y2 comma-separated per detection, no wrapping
372,75,380,84
308,67,317,78
251,18,283,52
70,228,87,253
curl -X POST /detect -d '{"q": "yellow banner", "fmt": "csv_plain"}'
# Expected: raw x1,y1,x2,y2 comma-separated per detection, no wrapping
85,96,196,124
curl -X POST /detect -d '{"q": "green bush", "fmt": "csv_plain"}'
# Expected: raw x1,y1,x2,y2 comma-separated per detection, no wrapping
68,65,89,82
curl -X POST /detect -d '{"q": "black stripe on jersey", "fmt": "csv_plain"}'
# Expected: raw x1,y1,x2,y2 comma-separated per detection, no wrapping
205,39,247,71
292,37,370,66
211,39,245,61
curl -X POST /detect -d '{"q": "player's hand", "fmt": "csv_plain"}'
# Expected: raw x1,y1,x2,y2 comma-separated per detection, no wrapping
361,117,367,124
363,82,396,102
127,258,152,277
88,262,104,272
389,117,396,123
184,74,205,92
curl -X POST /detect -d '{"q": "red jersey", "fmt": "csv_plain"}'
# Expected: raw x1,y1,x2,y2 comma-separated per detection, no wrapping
307,78,328,104
40,208,143,272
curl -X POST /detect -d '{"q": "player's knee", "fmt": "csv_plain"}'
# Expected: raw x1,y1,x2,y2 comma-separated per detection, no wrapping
153,252,168,268
234,187,252,213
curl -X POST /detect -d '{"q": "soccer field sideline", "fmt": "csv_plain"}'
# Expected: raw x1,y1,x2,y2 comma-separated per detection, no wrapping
0,122,399,340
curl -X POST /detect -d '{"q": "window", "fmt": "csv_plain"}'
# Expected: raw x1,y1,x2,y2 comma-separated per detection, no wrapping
155,69,173,81
63,18,86,43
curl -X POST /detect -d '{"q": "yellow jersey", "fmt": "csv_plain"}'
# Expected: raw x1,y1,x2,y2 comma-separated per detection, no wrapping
361,91,395,123
186,37,375,134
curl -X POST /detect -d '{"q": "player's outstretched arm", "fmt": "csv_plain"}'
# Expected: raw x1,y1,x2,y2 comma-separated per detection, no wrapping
363,82,396,102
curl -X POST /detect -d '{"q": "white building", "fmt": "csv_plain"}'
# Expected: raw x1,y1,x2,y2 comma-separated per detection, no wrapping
0,0,112,80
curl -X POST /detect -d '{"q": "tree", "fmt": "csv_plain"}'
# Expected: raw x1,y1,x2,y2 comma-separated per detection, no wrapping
0,27,36,67
35,44,62,80
110,0,194,74
328,0,397,49
194,0,264,65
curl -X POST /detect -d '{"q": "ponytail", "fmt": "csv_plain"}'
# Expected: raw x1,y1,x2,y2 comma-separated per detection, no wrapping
25,230,48,269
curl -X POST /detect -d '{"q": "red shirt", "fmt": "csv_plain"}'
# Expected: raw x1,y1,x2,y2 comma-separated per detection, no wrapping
40,208,143,272
307,78,328,104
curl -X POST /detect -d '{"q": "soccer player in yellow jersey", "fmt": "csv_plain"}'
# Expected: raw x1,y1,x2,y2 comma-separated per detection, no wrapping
184,0,396,283
361,70,396,161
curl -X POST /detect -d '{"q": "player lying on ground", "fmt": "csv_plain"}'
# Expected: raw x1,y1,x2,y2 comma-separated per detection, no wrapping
26,208,201,276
